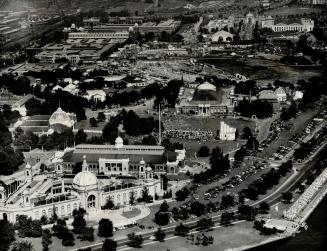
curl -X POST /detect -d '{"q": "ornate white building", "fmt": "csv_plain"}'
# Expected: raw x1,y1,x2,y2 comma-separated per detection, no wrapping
58,136,183,177
219,121,236,141
0,152,163,223
261,17,314,32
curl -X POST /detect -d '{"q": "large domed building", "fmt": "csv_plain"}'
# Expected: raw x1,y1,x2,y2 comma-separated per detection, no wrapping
0,144,166,223
49,107,77,133
176,81,227,115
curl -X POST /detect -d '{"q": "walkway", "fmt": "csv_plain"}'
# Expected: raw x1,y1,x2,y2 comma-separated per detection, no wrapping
87,204,151,228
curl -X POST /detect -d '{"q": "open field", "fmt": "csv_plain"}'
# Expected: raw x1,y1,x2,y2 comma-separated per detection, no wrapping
263,6,323,16
137,221,268,251
203,57,323,83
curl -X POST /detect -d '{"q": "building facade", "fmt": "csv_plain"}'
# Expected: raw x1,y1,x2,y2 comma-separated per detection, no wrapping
0,154,163,224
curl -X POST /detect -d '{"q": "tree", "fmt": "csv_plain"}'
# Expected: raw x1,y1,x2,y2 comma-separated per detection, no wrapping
127,233,143,248
220,195,235,210
11,241,34,251
102,239,117,251
62,231,75,246
80,227,94,242
258,202,270,214
161,175,168,190
220,212,234,226
129,191,135,205
89,117,98,127
72,214,86,234
155,211,170,226
141,186,153,203
197,146,210,157
196,218,214,231
15,215,42,238
42,229,52,251
52,219,68,239
103,197,115,209
243,127,253,140
174,223,189,236
175,187,190,201
159,200,169,212
282,192,293,204
238,205,257,221
98,219,113,238
75,129,87,145
190,201,206,217
154,228,166,242
0,219,15,251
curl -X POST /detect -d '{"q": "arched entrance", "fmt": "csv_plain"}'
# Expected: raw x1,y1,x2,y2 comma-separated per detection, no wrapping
87,195,96,208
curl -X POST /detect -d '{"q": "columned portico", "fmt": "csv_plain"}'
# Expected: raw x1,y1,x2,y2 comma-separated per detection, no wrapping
98,158,130,175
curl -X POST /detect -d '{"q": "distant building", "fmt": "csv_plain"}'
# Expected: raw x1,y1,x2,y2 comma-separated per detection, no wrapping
11,94,34,116
293,90,304,100
261,0,270,8
60,136,183,176
83,18,181,35
68,31,129,40
275,87,287,102
49,107,76,133
262,17,314,32
83,90,106,102
176,82,229,115
219,121,236,141
211,30,233,43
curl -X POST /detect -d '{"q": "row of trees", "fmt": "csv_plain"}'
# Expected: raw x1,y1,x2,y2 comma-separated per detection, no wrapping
235,99,273,119
0,110,24,175
240,161,293,200
193,146,230,183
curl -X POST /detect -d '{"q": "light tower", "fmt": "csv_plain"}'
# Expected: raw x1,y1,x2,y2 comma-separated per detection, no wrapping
158,104,162,145
154,0,159,14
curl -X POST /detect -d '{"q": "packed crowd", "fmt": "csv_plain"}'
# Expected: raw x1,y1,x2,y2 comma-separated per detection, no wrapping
284,166,327,221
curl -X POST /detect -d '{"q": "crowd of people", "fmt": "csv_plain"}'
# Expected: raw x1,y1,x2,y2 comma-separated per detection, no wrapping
284,167,327,221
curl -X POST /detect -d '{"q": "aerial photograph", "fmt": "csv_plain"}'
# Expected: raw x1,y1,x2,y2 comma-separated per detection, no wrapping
0,0,326,250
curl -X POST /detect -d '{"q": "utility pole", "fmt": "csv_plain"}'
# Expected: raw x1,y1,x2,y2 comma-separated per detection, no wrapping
158,104,161,145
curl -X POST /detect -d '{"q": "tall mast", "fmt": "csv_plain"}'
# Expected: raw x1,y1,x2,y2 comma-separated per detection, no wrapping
158,104,161,145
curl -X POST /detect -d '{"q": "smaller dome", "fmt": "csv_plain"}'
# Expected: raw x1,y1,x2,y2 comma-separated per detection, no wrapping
0,186,5,191
73,171,98,190
197,82,217,92
146,166,152,172
23,189,29,195
115,136,124,148
25,163,31,169
140,159,146,165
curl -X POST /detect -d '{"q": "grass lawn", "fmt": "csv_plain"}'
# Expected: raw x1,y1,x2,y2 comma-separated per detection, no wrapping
137,221,269,251
122,208,141,219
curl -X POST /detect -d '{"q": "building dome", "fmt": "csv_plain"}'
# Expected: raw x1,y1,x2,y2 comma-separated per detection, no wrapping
49,107,74,129
140,159,146,165
115,136,124,148
197,82,217,92
73,171,98,190
146,166,152,172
